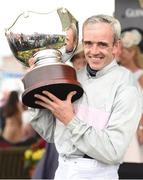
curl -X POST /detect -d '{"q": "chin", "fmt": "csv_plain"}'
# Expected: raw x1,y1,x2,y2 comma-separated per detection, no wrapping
91,64,103,70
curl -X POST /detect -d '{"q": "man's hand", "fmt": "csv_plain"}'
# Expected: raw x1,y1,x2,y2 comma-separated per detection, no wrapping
27,57,36,71
34,91,76,125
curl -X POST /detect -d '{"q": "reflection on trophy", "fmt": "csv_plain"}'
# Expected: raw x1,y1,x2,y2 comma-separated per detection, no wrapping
5,7,84,108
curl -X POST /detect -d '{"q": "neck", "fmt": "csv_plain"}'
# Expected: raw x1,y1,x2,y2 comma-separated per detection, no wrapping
86,64,98,76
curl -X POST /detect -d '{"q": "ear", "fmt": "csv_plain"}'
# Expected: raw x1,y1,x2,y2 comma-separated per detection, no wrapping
112,39,122,57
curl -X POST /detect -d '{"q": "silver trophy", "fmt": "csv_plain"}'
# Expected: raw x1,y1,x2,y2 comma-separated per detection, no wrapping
5,7,83,108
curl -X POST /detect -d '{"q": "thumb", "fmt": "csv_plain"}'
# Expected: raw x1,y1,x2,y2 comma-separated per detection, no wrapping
67,91,77,102
28,57,36,67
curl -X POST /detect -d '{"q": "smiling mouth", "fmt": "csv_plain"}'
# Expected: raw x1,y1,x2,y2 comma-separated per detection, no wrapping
91,57,103,62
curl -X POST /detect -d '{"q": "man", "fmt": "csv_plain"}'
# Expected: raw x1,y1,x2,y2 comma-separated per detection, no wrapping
61,23,78,63
65,23,77,53
29,15,142,179
70,42,86,70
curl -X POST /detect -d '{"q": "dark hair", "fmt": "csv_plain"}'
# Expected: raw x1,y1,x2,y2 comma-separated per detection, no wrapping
3,91,19,118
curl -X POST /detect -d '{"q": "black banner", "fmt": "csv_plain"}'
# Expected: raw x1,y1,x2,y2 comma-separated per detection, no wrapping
115,0,143,30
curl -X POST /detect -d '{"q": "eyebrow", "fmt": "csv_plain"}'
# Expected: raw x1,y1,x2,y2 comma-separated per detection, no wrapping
83,40,110,46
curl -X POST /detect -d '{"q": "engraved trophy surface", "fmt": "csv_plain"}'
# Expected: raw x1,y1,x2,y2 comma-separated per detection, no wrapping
5,7,83,108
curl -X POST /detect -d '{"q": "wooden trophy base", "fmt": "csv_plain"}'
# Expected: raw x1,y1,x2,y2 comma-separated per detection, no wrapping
22,64,84,108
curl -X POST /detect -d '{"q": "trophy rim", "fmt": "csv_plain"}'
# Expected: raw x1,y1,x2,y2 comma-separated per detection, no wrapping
22,63,84,108
22,81,83,108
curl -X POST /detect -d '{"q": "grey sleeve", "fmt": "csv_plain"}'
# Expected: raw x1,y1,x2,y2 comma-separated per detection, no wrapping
28,108,56,143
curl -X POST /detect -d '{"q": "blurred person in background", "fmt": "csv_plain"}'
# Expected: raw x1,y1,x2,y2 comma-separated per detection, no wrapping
0,89,10,134
61,23,78,63
118,28,143,179
65,23,77,53
69,42,86,71
0,79,24,134
0,91,38,148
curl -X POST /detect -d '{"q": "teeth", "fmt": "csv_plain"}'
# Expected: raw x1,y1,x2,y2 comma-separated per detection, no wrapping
93,58,101,61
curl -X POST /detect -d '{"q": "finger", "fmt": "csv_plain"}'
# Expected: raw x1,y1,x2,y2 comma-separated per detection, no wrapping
35,100,54,112
34,94,53,105
42,91,60,103
28,57,36,67
67,91,77,102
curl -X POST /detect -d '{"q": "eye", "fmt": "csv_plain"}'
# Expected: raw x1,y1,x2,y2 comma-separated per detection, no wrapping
83,41,93,47
97,42,109,48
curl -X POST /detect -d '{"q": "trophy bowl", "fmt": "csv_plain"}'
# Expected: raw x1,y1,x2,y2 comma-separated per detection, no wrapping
5,7,84,108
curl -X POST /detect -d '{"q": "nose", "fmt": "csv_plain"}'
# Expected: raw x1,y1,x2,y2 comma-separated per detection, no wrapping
90,43,100,53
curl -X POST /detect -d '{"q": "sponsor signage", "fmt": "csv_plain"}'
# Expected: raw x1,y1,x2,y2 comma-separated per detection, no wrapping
115,0,143,30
